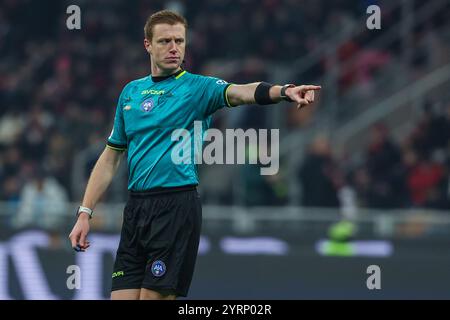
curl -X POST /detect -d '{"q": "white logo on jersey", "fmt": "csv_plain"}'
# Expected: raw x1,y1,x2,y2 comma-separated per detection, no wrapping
216,80,228,85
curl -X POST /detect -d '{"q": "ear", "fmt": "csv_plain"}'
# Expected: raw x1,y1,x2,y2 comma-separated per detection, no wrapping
144,38,152,54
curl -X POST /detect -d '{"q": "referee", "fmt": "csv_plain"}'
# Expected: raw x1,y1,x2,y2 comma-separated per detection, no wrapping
68,10,320,300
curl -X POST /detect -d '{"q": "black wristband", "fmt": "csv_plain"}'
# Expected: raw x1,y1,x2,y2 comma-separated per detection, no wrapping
254,82,275,105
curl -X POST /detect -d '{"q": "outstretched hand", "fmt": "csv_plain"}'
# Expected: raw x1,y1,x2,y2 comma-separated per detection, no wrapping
286,85,321,109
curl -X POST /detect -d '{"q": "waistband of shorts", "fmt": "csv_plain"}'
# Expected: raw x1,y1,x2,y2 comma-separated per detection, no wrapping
129,184,197,197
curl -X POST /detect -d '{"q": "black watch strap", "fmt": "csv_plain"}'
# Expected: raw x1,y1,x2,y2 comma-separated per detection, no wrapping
280,84,295,102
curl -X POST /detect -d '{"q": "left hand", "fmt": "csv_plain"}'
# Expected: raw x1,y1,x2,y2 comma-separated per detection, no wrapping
286,85,321,109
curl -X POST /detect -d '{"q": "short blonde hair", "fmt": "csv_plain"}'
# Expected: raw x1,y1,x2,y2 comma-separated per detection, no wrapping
144,10,188,41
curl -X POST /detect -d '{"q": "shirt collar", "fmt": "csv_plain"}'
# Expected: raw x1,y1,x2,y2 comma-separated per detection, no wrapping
151,69,184,83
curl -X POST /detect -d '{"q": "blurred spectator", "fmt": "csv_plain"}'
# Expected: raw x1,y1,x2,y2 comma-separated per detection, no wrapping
407,153,445,207
364,123,407,208
350,166,373,208
0,175,22,227
424,169,450,210
298,135,341,207
13,167,68,230
0,109,25,146
410,102,450,157
1,146,22,178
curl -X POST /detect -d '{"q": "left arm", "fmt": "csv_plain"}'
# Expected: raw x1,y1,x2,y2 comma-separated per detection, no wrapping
226,82,321,109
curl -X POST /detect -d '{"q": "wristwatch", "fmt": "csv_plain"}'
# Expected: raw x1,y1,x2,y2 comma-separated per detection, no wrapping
76,206,93,219
280,84,295,102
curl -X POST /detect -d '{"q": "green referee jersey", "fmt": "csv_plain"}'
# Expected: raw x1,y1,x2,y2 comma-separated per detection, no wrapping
107,69,232,191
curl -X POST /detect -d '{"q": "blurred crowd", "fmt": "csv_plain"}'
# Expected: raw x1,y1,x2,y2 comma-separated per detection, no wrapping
237,100,450,211
1,0,450,226
299,102,450,210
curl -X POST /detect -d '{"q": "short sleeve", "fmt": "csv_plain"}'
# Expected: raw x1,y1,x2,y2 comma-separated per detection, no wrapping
106,87,128,151
197,76,232,118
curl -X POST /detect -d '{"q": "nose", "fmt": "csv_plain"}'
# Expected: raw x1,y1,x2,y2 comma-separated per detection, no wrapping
168,40,177,53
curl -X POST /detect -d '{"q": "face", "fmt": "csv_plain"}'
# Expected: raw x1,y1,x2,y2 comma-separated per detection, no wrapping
144,23,186,74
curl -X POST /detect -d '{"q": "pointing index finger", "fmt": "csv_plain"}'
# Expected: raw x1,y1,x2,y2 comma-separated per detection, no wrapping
302,85,321,91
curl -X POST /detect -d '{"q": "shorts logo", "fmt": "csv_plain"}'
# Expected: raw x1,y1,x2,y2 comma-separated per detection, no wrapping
112,271,124,278
141,98,155,112
151,260,166,277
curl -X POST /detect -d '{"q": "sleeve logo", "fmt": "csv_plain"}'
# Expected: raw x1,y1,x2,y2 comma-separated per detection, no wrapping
216,80,228,85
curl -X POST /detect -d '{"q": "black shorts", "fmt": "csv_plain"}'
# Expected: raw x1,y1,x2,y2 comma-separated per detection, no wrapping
111,185,202,297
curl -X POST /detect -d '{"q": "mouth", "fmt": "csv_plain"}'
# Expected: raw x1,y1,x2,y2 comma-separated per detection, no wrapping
165,57,179,63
